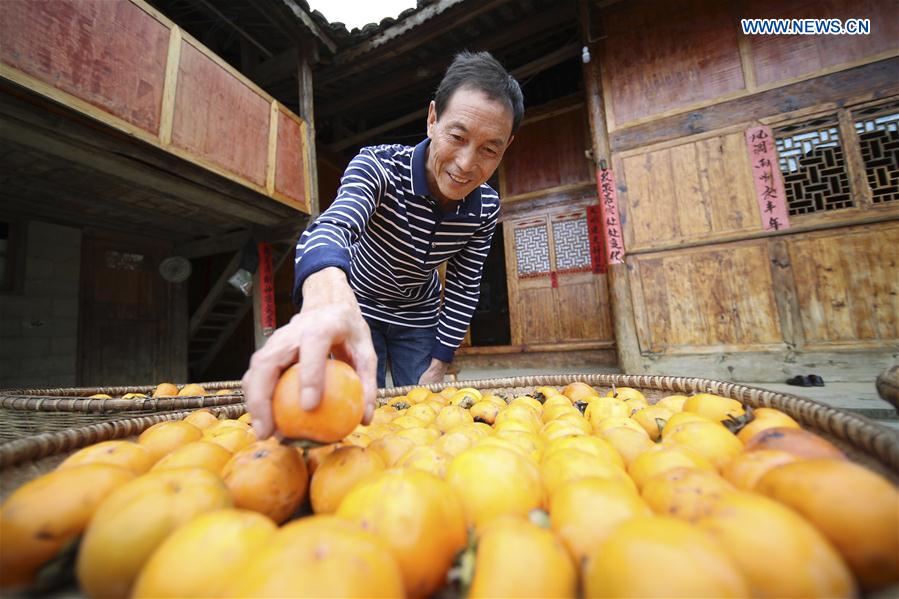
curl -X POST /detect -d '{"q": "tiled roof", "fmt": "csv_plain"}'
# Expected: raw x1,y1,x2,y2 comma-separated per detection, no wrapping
300,0,443,49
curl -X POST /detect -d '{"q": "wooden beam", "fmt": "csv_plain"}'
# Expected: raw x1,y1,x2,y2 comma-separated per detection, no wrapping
297,42,320,216
0,84,297,223
175,230,251,259
513,43,580,80
319,0,507,86
254,219,307,243
0,195,185,243
328,45,581,152
253,0,337,55
329,108,427,152
0,114,281,226
183,0,275,58
249,48,298,87
456,340,615,355
0,169,209,237
579,0,642,374
610,57,899,153
317,6,577,118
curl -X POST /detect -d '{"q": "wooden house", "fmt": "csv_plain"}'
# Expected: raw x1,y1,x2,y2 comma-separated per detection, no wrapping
1,0,896,388
0,0,315,387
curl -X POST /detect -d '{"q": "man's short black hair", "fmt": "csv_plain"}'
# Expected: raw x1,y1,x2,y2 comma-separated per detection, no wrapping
434,51,524,134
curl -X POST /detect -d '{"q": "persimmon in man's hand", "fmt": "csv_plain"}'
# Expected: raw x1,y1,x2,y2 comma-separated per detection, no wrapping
272,359,364,443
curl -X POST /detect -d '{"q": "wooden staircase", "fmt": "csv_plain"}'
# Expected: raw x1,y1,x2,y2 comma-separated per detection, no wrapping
188,241,293,379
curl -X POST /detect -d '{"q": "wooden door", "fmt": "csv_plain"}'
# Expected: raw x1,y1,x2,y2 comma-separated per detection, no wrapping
78,232,178,386
505,207,614,346
505,215,559,344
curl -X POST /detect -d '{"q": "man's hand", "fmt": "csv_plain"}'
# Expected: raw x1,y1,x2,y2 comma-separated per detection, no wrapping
241,267,377,439
418,358,449,385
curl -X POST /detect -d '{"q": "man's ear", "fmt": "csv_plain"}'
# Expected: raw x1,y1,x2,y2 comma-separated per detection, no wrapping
426,100,437,138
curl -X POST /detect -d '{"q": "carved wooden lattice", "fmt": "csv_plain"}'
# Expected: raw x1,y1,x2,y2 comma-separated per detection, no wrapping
514,224,550,277
551,216,592,273
854,100,899,205
774,116,853,216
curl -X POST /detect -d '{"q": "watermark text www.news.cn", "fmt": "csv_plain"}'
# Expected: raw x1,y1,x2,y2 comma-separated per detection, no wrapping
740,18,871,35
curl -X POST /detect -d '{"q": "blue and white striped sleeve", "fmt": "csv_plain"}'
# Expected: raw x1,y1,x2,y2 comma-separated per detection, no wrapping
432,203,500,362
293,150,385,304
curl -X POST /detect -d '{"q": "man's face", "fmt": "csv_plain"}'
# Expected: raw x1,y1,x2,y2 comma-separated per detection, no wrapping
425,87,514,203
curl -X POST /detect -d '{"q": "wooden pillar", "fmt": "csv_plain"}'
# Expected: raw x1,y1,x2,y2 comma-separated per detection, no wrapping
169,279,189,382
578,0,642,374
297,41,320,216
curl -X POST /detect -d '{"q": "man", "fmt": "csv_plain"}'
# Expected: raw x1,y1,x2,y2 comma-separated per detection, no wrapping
242,51,523,438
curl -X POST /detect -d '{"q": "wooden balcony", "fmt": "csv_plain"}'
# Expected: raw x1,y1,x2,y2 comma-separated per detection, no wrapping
0,0,311,243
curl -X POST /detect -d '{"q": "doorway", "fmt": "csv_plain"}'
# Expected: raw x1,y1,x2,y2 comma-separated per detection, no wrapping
468,227,511,346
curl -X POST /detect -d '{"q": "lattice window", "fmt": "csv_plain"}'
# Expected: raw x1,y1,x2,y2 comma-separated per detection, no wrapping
774,116,853,215
514,225,550,276
551,217,591,272
854,100,899,204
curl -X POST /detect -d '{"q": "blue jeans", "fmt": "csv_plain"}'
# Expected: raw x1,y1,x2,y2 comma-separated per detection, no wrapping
364,317,435,388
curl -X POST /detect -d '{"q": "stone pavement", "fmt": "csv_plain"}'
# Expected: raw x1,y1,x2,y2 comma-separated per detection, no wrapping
446,365,899,431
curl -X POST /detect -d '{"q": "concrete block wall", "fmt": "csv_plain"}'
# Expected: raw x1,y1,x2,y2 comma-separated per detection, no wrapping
0,221,82,389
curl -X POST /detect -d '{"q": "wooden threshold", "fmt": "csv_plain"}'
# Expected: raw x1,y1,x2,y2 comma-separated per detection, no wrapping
457,341,616,356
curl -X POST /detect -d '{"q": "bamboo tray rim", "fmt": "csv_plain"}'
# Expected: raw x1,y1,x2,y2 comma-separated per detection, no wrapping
1,374,895,475
381,374,899,475
0,380,243,398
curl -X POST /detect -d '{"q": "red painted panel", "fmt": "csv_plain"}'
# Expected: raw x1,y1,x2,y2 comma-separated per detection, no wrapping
275,111,307,207
502,108,592,197
172,42,269,186
601,0,744,125
746,0,898,86
0,0,169,134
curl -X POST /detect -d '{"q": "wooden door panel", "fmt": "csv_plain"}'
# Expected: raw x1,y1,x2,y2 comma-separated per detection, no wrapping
506,208,615,347
787,222,899,345
518,286,557,344
95,321,159,384
556,279,603,341
79,232,172,386
629,240,783,351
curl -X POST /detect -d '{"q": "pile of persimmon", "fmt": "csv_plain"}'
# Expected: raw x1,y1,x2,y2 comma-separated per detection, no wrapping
2,372,898,598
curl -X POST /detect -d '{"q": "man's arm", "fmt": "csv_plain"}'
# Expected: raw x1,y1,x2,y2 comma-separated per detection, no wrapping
293,151,385,305
421,203,500,383
243,151,385,438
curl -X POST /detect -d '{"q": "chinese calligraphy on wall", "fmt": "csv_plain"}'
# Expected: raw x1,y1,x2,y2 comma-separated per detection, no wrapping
256,242,276,336
746,126,791,231
597,168,625,264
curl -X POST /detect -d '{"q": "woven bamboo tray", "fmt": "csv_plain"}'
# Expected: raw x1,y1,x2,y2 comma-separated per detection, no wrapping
1,374,897,494
0,382,243,446
0,374,897,598
0,404,246,502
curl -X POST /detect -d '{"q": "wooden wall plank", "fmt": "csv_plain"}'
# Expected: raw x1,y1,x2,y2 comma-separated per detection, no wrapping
518,285,557,344
632,257,669,351
619,129,762,250
670,143,710,238
0,0,169,134
274,109,308,210
172,41,270,187
746,0,899,87
556,275,610,342
610,59,899,154
787,222,899,345
600,0,745,127
629,240,784,350
501,108,592,198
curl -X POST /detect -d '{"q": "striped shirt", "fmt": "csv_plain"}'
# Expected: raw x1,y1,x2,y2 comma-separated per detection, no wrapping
293,139,500,363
